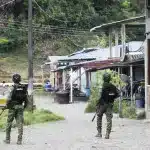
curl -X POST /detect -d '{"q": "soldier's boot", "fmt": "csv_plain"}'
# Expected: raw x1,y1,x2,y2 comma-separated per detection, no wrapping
105,132,110,139
17,140,22,145
4,132,11,144
3,139,10,144
17,135,22,145
95,132,102,138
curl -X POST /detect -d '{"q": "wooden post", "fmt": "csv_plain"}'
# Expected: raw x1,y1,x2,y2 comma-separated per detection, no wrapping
49,64,51,82
70,68,73,103
115,29,119,57
56,72,59,88
63,69,66,90
121,24,126,58
109,28,112,58
86,71,90,88
28,0,33,111
79,68,81,91
130,65,133,106
145,0,150,117
54,72,56,89
118,67,123,118
90,72,92,82
41,65,44,84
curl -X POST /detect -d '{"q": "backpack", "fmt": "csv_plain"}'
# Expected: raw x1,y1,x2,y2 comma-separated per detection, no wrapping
11,84,27,103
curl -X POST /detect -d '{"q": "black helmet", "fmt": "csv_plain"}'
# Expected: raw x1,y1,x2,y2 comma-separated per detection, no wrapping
12,74,21,83
103,73,111,82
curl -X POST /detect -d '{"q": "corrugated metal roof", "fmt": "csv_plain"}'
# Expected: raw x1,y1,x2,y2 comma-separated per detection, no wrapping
67,41,144,61
48,41,145,72
124,52,144,62
48,56,68,63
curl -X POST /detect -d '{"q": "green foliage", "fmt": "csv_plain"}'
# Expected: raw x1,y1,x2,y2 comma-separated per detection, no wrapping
122,1,131,9
113,100,137,119
85,71,104,113
0,0,144,74
0,23,27,53
84,86,100,113
0,38,9,44
108,70,126,88
0,109,64,130
113,100,129,113
122,106,136,119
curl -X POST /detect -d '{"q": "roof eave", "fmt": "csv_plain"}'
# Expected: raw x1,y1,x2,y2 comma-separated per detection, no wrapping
90,15,145,32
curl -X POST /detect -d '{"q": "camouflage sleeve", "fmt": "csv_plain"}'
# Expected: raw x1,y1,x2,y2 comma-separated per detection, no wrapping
113,85,120,98
24,97,28,109
23,91,28,109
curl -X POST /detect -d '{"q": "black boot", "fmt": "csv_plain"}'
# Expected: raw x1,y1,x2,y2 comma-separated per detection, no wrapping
3,139,10,144
4,133,10,144
95,132,102,138
17,140,22,145
17,135,22,145
105,133,110,139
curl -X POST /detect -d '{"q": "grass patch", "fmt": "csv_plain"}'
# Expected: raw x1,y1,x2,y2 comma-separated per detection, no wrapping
0,109,65,130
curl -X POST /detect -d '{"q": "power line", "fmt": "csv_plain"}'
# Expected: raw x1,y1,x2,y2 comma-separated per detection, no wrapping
0,21,103,35
0,25,145,40
0,26,101,38
0,19,97,32
0,0,15,8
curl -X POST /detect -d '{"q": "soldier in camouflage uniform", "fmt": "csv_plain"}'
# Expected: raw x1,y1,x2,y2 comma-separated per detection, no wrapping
3,74,28,145
95,73,119,139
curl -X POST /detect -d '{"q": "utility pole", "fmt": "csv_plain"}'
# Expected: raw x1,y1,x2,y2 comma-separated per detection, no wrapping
28,0,34,112
109,28,112,58
145,0,150,118
121,24,126,59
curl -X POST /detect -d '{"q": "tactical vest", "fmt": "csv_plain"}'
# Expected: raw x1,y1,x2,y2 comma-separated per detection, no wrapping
7,84,27,108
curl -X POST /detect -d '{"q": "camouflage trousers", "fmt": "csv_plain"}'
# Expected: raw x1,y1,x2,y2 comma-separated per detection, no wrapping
5,105,24,141
96,103,113,135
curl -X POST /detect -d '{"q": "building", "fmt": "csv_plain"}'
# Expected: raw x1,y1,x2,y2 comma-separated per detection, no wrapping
45,41,144,93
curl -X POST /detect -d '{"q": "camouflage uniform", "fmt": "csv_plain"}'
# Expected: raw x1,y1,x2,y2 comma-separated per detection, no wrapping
96,73,119,139
4,83,28,145
96,103,113,138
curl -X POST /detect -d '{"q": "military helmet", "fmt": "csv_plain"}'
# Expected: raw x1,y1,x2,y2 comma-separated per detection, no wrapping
12,73,21,83
103,73,111,82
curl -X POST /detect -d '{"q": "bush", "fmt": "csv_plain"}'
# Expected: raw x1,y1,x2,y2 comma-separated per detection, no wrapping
0,109,64,130
113,100,129,113
85,71,103,113
113,100,137,119
122,106,136,119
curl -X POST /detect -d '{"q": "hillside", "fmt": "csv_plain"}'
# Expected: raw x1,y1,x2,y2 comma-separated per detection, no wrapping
0,0,145,81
